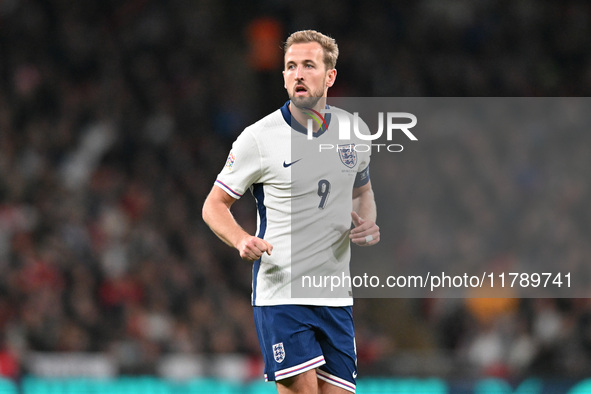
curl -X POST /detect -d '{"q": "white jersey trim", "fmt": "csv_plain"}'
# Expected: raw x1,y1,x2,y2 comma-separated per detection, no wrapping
274,355,326,381
317,369,356,393
214,180,242,199
254,298,353,307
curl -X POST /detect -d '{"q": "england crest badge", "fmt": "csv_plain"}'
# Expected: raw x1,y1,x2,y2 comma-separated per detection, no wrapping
338,144,357,168
273,342,285,363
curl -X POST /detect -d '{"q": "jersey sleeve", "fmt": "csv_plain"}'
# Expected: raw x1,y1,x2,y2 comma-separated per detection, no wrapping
215,130,262,199
354,163,370,188
354,118,371,188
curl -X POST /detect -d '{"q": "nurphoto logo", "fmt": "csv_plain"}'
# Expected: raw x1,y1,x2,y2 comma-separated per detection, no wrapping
306,108,418,153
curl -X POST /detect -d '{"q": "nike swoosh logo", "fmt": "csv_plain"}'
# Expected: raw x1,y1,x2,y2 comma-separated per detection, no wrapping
352,371,357,379
283,159,302,168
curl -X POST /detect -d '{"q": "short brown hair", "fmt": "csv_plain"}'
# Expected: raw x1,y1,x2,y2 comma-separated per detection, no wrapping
284,30,339,70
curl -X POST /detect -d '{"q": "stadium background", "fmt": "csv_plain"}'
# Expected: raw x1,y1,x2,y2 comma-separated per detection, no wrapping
1,0,591,392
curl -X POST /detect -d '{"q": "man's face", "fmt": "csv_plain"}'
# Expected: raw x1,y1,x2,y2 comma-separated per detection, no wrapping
283,42,336,109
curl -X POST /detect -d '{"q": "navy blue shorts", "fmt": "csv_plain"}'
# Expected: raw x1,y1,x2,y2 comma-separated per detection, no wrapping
253,305,357,392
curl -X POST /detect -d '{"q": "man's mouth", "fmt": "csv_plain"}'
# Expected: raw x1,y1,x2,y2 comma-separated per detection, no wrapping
294,85,308,96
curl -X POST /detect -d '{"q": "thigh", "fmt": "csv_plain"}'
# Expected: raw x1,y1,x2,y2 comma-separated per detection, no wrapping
276,369,319,394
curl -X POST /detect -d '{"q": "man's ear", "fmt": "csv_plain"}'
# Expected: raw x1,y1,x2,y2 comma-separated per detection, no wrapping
326,68,337,88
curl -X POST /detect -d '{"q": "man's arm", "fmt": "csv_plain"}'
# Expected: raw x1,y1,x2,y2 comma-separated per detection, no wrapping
350,180,380,246
202,186,273,262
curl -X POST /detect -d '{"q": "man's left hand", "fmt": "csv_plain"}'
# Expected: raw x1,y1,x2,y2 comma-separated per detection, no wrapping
350,211,380,246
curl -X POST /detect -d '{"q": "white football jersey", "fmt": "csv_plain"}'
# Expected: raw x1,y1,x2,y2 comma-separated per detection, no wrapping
215,101,370,306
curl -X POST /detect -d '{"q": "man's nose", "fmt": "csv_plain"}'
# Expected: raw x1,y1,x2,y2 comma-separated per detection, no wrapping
295,66,304,80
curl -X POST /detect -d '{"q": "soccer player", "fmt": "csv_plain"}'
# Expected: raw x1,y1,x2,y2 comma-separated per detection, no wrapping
202,30,380,394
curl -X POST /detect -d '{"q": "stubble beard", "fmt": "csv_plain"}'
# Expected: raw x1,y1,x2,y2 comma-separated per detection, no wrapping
290,95,322,110
289,80,325,110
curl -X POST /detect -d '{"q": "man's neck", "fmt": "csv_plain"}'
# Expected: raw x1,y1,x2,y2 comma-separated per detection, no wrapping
289,98,327,132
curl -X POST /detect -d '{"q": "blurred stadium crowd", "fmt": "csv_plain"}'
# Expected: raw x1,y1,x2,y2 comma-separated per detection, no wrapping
1,0,591,383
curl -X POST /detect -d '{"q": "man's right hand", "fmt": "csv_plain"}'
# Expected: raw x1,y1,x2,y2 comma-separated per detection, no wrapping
203,186,273,262
236,235,273,262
